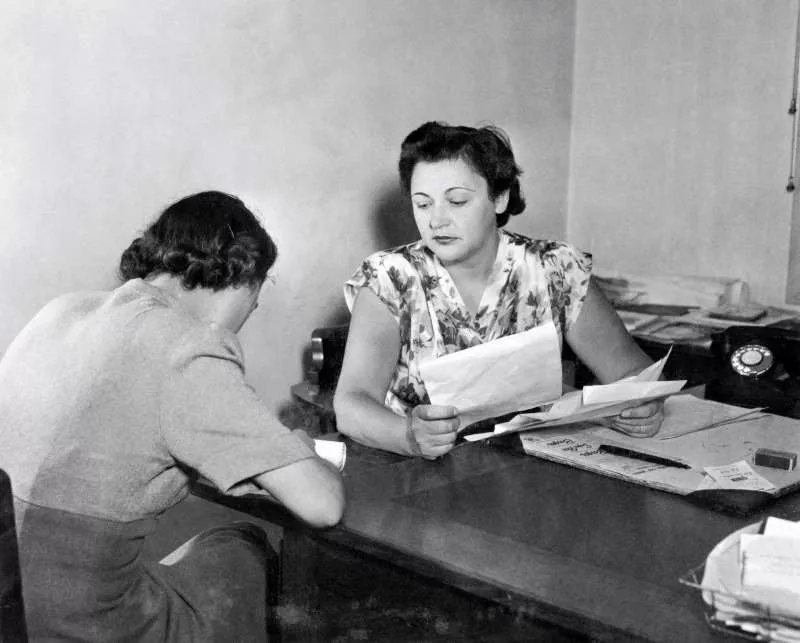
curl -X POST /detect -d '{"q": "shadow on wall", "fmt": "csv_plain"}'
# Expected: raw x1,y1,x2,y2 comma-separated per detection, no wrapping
315,180,416,331
370,181,417,250
279,182,418,430
312,180,417,331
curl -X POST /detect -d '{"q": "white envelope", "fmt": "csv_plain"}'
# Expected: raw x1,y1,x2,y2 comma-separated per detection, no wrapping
419,322,563,430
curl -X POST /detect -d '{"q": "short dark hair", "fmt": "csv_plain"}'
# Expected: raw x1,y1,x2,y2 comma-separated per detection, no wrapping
398,121,526,227
119,191,277,290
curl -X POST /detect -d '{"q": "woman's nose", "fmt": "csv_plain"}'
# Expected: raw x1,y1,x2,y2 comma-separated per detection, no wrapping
429,204,450,229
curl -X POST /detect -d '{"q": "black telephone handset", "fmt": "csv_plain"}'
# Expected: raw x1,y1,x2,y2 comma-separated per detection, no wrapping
707,325,800,414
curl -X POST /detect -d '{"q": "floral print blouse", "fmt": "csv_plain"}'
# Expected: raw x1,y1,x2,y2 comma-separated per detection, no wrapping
344,230,592,417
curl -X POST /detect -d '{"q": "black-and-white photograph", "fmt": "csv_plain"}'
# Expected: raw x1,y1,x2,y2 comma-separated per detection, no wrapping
2,2,800,641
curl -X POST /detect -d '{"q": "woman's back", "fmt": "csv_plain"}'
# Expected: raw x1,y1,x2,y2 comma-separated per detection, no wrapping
0,279,230,524
0,190,345,641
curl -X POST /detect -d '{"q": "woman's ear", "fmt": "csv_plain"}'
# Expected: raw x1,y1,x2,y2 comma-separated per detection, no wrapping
494,190,510,214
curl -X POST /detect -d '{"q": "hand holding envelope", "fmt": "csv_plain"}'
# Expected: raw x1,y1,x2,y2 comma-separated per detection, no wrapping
478,349,686,440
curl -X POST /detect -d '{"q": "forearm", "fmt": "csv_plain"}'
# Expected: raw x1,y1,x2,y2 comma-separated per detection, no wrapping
567,281,655,384
306,459,346,513
604,347,654,383
254,457,345,528
334,389,416,456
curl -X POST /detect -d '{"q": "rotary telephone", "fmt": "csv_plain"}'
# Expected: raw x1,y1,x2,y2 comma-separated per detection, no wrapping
707,325,800,414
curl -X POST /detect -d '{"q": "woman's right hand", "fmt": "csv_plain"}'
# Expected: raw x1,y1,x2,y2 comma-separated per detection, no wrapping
407,405,460,459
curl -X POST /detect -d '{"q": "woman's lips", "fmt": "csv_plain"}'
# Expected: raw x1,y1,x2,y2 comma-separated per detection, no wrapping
432,235,458,244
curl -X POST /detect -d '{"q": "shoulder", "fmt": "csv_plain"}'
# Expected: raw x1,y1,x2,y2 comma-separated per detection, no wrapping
36,290,107,319
107,281,246,372
18,290,110,341
346,241,428,293
344,241,430,315
356,241,427,274
504,232,592,272
162,319,244,373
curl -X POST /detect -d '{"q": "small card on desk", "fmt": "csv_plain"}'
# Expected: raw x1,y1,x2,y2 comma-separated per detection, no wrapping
314,439,346,471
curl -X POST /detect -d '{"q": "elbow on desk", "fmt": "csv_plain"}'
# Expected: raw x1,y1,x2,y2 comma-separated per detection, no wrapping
288,481,345,529
257,460,346,529
298,500,344,529
332,391,382,448
332,389,358,439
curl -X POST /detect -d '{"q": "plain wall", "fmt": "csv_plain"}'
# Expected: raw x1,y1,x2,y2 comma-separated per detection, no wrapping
568,0,797,306
1,0,576,410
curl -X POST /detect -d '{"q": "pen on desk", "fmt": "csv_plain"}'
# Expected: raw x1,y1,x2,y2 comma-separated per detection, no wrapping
597,444,692,469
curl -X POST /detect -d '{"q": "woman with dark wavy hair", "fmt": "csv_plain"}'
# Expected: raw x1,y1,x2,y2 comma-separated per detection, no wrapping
335,122,663,459
0,191,345,642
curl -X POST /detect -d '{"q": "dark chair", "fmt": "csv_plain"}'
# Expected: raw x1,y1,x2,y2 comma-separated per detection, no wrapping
0,469,28,643
290,324,349,434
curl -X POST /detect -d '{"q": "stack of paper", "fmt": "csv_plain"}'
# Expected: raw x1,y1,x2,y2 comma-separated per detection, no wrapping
464,351,686,441
701,518,800,641
595,273,749,308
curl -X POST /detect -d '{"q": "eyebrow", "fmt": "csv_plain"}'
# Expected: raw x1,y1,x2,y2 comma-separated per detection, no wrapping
411,186,476,197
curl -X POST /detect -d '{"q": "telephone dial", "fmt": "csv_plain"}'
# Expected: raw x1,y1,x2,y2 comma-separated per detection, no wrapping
707,326,800,414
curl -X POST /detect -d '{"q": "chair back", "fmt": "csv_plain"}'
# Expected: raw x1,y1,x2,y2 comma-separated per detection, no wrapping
0,469,27,643
307,324,349,390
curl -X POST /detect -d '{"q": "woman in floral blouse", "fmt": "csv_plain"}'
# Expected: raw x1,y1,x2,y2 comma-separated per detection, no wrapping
334,121,662,459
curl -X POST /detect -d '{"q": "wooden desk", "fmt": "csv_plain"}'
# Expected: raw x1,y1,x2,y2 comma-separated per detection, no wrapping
194,438,800,642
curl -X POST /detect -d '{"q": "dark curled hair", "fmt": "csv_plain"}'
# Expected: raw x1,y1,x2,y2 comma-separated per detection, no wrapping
119,191,277,291
398,121,526,227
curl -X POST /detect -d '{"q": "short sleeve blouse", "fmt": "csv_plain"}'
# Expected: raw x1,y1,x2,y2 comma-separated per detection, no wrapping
344,230,592,416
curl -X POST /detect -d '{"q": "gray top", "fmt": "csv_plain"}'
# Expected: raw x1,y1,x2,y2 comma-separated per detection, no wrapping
0,278,313,524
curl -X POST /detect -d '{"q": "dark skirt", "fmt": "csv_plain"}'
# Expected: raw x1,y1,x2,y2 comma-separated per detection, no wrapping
17,501,274,642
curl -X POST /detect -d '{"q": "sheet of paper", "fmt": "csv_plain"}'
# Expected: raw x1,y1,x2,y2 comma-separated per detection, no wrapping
763,516,800,538
314,439,346,471
419,322,563,429
656,395,766,441
740,535,800,611
581,379,686,406
739,518,800,567
703,461,776,492
475,351,686,438
739,525,800,620
617,347,671,383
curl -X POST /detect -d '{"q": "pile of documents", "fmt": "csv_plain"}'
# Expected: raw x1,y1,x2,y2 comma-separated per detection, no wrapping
700,517,800,641
419,322,687,435
460,350,685,441
594,273,749,308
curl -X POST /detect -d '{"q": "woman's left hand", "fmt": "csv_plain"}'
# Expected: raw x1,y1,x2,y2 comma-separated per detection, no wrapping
612,400,664,438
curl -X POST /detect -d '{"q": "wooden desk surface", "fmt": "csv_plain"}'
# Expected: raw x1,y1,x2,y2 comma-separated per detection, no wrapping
196,438,800,642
